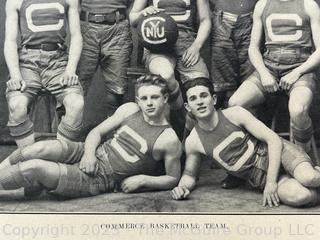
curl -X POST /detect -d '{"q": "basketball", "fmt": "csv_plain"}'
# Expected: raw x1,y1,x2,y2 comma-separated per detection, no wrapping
137,12,178,53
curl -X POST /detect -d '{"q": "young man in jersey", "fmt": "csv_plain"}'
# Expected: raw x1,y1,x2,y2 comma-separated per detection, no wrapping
228,0,320,152
171,79,320,208
4,0,84,147
0,74,182,198
129,0,211,138
77,0,133,114
210,0,257,107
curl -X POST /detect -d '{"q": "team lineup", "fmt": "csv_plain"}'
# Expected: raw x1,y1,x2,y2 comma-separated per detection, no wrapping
1,0,320,209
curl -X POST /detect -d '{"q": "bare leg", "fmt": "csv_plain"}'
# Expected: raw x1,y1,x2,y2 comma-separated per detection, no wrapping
149,56,184,110
277,175,319,207
57,93,84,142
289,86,313,152
0,140,66,171
293,162,320,188
7,95,35,148
228,76,266,109
0,160,60,191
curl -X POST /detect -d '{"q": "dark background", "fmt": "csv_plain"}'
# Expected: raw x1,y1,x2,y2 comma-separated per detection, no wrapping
1,1,320,141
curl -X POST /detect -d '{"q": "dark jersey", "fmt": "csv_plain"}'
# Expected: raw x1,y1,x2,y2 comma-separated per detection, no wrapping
194,110,266,179
19,0,67,46
262,0,313,49
98,111,169,182
211,0,257,14
148,0,197,31
80,0,129,13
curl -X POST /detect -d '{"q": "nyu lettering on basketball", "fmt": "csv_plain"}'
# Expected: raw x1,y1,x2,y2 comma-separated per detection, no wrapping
141,16,168,44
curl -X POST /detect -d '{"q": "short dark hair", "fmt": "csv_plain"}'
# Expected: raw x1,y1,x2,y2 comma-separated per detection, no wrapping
182,78,214,99
135,74,169,96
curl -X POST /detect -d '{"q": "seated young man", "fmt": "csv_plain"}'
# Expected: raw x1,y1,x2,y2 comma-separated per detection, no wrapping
0,74,182,198
172,78,320,208
228,0,320,152
129,0,211,137
4,0,84,146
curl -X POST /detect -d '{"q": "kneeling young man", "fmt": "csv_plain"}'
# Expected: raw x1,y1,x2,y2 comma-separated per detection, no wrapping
0,75,181,198
172,78,320,208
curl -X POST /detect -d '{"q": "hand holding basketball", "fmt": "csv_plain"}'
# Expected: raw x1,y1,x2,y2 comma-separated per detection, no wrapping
141,6,164,16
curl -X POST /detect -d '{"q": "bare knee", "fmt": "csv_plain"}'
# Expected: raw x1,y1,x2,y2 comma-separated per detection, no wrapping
278,179,313,207
295,170,319,188
289,102,309,121
8,97,29,123
63,94,84,116
23,140,60,159
149,59,175,81
20,160,49,183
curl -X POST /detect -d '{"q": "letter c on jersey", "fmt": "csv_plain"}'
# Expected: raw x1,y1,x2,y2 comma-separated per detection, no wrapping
213,131,255,171
110,125,148,163
26,3,65,32
266,13,303,42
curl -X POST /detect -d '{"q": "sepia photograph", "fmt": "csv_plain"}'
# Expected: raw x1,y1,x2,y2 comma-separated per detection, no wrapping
1,0,320,239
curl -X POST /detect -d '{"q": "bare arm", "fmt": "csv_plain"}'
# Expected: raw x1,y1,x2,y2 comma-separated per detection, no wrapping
171,132,202,200
182,0,211,67
80,103,140,174
248,0,279,93
280,0,320,90
224,106,282,207
4,0,26,91
121,129,182,192
62,0,83,86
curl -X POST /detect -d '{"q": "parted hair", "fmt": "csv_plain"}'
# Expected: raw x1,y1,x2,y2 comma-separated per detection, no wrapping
182,77,215,99
135,74,170,96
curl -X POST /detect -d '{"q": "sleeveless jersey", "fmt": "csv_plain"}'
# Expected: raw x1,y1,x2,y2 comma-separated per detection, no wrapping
148,0,197,31
99,111,169,182
262,0,313,48
212,0,257,14
194,110,265,179
19,0,67,46
80,0,129,13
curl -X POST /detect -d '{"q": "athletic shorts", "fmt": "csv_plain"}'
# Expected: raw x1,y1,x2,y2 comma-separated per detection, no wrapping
247,139,312,190
144,29,209,83
247,48,316,95
6,47,83,103
77,20,133,95
49,141,117,198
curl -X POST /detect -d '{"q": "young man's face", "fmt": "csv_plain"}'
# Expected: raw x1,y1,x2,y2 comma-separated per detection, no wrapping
136,85,168,118
185,85,216,119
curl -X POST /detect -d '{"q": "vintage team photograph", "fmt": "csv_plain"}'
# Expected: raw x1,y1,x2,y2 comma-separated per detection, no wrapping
1,0,320,214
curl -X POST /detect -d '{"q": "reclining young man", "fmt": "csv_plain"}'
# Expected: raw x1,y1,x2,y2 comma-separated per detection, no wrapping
172,78,320,208
0,74,181,198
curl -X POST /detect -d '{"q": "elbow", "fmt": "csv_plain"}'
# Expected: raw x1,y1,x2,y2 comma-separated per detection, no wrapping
129,14,139,28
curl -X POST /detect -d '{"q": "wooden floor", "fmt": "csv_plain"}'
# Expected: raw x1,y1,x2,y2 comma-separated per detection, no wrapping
1,145,320,213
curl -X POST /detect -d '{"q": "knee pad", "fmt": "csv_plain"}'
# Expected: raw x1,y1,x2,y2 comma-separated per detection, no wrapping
7,117,34,139
168,83,181,104
57,117,83,142
291,121,313,143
